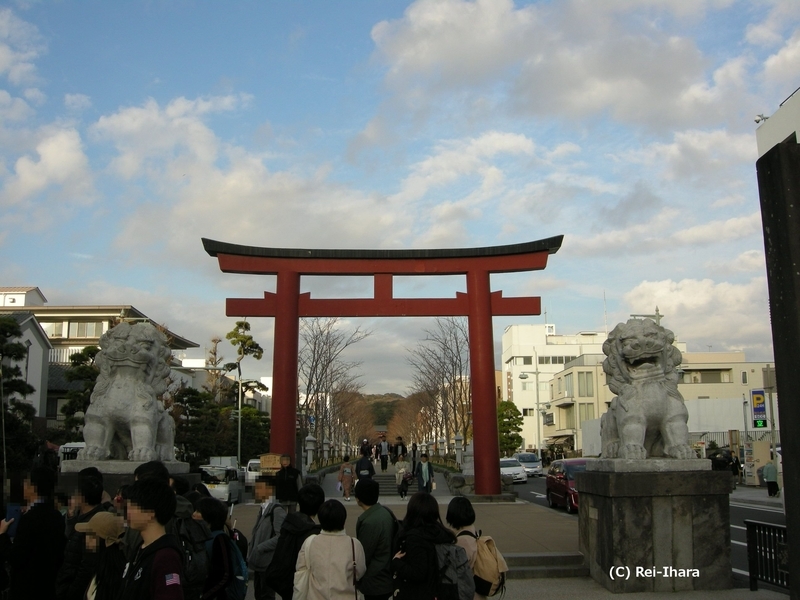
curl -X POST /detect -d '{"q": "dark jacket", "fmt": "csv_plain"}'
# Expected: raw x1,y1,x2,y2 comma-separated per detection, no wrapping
202,531,233,600
355,504,394,595
56,504,104,600
355,456,375,480
267,512,321,600
275,466,302,503
120,533,185,600
392,523,455,600
415,461,435,492
0,501,67,600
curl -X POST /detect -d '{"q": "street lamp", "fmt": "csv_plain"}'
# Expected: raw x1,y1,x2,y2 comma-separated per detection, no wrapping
519,370,546,454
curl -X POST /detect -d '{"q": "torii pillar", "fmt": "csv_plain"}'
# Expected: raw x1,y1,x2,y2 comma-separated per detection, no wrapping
204,236,563,495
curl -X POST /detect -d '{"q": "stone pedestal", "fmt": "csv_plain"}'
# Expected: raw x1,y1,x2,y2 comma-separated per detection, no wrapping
577,459,733,593
59,460,194,497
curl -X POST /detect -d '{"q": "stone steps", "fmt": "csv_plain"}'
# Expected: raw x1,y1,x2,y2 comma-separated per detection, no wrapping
372,473,417,496
503,553,589,579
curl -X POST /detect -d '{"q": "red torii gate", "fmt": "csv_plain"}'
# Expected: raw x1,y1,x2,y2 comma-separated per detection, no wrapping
203,236,563,495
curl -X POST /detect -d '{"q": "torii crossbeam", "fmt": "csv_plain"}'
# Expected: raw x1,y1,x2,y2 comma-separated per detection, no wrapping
203,235,563,495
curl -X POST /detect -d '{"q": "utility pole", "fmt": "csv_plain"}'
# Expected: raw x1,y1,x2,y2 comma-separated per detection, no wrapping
764,365,778,470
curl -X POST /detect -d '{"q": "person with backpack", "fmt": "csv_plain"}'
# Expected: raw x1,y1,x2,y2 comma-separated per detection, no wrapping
354,479,395,600
293,500,366,600
249,475,286,600
119,477,185,600
395,454,412,500
196,497,247,600
355,448,375,483
447,498,507,599
337,455,354,501
121,461,211,600
76,511,127,600
263,483,325,600
415,453,435,494
392,492,470,600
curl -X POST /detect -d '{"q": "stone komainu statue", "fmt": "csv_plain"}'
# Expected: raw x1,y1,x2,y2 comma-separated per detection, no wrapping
77,322,176,462
600,318,695,460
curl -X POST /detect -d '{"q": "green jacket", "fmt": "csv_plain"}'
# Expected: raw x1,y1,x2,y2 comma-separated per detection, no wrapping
356,503,394,595
762,462,778,482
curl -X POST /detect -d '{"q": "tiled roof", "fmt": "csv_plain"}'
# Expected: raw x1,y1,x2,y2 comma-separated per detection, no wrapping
48,363,86,392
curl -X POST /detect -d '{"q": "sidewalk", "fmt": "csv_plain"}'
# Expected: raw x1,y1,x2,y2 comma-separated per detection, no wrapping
729,483,785,510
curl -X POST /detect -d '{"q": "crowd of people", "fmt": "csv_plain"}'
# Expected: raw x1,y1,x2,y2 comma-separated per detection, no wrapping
0,446,502,600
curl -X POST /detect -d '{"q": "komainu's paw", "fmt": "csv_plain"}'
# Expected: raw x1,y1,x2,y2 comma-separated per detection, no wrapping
78,446,110,461
666,444,695,460
129,447,158,462
619,443,647,460
603,442,620,458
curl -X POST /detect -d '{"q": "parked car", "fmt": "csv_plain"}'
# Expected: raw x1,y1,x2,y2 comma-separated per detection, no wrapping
545,458,587,513
513,452,543,477
245,458,262,486
200,465,244,504
500,458,527,484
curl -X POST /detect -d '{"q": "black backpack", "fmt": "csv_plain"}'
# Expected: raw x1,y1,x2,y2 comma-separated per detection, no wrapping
263,519,322,599
383,506,401,555
167,516,212,597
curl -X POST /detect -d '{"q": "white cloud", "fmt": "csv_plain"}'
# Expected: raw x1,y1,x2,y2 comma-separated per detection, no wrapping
0,89,32,121
65,93,92,111
624,277,771,355
672,213,762,245
1,127,93,206
746,1,800,47
763,31,800,85
707,249,766,275
0,8,44,86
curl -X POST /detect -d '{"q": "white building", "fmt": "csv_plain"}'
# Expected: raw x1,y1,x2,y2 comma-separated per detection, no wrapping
501,324,608,452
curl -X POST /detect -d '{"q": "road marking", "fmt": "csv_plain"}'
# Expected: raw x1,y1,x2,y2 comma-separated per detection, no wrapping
732,568,749,576
730,502,785,514
730,524,747,530
529,492,546,498
732,540,747,547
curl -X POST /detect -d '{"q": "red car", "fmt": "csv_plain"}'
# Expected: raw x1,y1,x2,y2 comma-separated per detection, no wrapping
545,458,587,514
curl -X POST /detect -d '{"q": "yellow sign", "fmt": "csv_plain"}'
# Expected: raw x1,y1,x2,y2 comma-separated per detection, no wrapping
259,453,282,475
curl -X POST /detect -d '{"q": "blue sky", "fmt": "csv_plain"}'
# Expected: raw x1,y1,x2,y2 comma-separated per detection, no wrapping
1,0,798,392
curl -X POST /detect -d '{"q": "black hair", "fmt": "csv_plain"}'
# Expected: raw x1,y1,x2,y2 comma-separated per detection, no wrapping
342,455,350,462
402,492,452,541
297,483,325,517
184,490,202,510
446,497,476,529
317,499,347,532
170,475,190,496
80,475,104,506
354,478,379,506
79,466,104,485
191,482,212,497
116,484,130,500
126,478,176,526
133,461,170,484
29,466,57,499
196,496,228,531
420,453,429,459
280,454,292,461
254,475,276,486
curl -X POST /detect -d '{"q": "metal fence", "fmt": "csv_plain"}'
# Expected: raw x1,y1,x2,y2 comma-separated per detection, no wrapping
745,519,789,591
688,430,782,448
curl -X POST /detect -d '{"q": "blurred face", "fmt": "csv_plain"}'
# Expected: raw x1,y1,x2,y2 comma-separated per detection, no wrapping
126,501,154,532
192,510,203,521
421,456,428,462
254,482,274,501
85,533,98,552
23,479,37,503
280,457,290,467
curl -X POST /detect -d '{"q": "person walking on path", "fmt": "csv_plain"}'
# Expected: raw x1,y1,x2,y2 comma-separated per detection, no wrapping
395,454,411,500
415,454,435,494
392,492,455,600
293,500,366,600
378,436,391,473
354,479,394,600
249,475,286,600
763,459,780,497
410,443,418,477
356,449,375,483
276,455,304,515
447,497,485,600
337,456,354,501
392,437,407,466
731,455,742,487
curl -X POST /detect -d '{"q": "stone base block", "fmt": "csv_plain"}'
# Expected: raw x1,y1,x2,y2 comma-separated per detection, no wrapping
60,460,190,474
586,458,710,473
577,470,733,593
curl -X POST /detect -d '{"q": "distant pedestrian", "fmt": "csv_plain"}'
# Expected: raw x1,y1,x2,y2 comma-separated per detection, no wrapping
410,443,418,476
378,436,391,473
392,492,455,600
395,454,411,500
337,456,354,501
249,475,286,600
763,459,780,497
356,449,375,483
359,439,371,458
731,456,742,486
0,467,66,600
415,453,435,494
293,500,365,600
354,479,395,600
276,455,303,515
392,437,407,465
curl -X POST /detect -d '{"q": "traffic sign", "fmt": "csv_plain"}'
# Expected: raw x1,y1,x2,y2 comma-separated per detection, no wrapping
751,389,767,428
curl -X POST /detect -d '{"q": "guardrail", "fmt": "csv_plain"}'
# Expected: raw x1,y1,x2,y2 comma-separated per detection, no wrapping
745,519,789,591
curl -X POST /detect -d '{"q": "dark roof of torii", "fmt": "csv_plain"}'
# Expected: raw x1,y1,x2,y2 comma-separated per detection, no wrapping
202,236,563,260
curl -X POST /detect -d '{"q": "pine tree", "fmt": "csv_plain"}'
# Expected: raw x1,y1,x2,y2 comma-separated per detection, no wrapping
497,400,523,457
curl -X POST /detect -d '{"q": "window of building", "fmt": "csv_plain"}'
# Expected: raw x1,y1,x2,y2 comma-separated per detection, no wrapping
522,408,536,417
741,371,748,385
578,372,594,397
562,406,575,429
68,321,103,338
543,413,554,426
522,356,532,365
521,381,535,391
579,403,595,424
42,322,63,338
564,373,574,396
557,377,562,393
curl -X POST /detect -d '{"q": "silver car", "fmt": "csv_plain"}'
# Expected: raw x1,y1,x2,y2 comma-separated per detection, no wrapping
513,452,543,477
500,458,527,483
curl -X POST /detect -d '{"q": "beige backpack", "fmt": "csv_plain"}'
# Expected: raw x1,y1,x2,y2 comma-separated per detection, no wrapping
457,530,508,597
